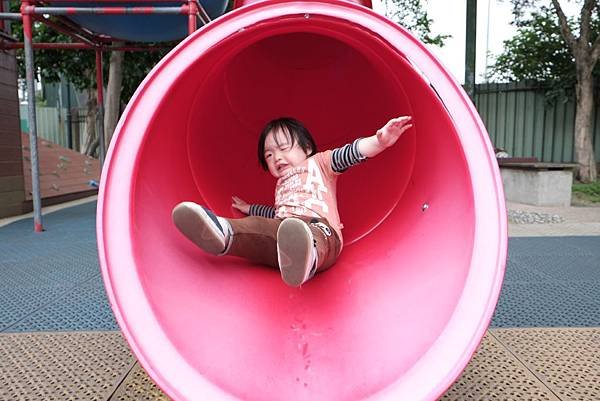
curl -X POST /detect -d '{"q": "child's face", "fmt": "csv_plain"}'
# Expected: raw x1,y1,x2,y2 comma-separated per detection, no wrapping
263,128,310,178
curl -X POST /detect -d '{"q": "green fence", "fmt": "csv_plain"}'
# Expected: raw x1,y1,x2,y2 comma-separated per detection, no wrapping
474,82,600,163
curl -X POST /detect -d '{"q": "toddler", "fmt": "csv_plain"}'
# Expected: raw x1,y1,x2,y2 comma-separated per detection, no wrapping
172,116,412,287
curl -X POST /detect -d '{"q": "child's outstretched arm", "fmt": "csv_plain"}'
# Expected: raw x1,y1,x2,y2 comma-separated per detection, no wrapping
358,116,412,158
329,116,412,173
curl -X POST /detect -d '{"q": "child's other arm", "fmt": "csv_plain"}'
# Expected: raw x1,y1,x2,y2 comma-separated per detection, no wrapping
357,116,412,158
249,204,276,218
232,196,276,218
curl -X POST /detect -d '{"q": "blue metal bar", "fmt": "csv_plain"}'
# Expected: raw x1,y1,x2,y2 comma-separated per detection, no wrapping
0,12,22,20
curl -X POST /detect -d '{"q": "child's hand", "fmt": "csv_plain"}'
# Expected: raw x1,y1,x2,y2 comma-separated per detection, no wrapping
232,196,250,215
376,116,412,148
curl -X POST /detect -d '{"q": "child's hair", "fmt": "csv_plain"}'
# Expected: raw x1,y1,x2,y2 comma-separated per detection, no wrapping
257,117,317,170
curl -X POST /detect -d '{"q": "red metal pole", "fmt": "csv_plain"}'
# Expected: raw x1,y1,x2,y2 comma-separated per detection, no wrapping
188,0,197,34
0,0,5,31
96,49,106,167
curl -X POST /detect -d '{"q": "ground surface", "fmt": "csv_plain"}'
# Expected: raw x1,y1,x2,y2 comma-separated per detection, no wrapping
0,198,598,400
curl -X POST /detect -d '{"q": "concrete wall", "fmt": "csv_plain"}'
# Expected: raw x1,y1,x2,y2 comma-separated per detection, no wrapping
500,168,573,207
0,50,25,218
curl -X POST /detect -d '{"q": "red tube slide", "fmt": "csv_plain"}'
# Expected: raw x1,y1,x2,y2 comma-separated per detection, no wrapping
97,1,507,400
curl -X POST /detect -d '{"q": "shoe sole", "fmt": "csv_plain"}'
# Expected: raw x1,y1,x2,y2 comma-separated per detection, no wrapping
172,202,226,255
277,218,313,287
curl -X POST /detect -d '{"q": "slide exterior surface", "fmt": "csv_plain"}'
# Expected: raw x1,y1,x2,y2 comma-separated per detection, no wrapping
98,1,507,400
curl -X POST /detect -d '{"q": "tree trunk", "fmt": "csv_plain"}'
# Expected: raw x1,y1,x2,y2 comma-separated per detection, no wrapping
574,63,597,182
104,46,124,146
549,0,598,182
84,88,99,157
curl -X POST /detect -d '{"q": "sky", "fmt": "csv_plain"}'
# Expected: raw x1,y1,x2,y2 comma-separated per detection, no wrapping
370,0,582,84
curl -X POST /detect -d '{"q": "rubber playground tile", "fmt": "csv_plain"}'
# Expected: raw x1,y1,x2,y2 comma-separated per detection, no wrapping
1,328,597,400
0,236,97,261
563,280,600,304
0,286,69,332
516,254,600,282
109,364,170,401
5,279,119,333
0,203,97,263
508,236,599,257
491,281,600,328
0,251,100,288
502,257,549,283
441,331,560,401
0,331,134,401
556,236,600,257
492,328,600,401
0,260,64,288
2,201,97,230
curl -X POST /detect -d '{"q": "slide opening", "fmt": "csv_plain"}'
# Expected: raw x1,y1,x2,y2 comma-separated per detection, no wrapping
102,10,483,401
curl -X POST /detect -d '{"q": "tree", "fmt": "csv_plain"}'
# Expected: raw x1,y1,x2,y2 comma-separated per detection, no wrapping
96,48,171,154
104,45,124,149
385,0,450,46
488,7,580,88
493,0,599,182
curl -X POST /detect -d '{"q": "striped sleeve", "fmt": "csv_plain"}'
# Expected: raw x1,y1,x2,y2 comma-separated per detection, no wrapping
331,138,367,173
249,204,276,218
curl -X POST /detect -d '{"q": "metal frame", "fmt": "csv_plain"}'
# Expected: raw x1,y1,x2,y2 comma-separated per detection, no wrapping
0,0,210,232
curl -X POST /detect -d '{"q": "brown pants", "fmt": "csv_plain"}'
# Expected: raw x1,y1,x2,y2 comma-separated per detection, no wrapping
225,216,341,273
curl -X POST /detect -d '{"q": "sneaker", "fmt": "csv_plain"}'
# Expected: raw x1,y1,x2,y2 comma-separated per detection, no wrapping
172,202,232,255
277,218,317,287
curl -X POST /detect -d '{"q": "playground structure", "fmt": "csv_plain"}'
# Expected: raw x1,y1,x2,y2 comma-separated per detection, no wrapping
2,1,507,400
0,0,227,230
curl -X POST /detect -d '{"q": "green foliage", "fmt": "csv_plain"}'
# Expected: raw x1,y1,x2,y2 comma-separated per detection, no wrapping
488,2,600,99
489,6,574,82
572,180,600,202
385,0,450,46
120,48,172,103
14,23,99,91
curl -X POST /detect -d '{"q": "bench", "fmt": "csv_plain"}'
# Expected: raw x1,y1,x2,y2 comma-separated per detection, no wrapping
497,158,577,207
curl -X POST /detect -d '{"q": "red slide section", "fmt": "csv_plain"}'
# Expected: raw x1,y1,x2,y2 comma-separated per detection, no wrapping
97,1,507,400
